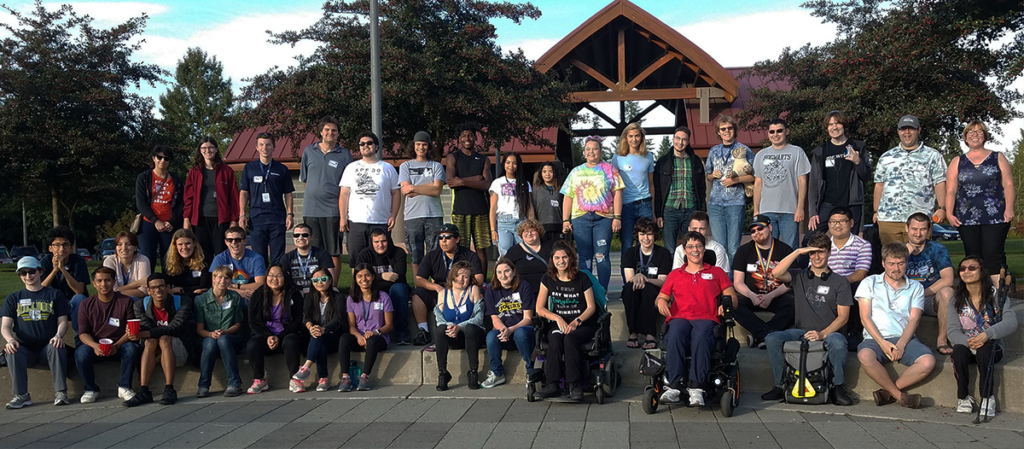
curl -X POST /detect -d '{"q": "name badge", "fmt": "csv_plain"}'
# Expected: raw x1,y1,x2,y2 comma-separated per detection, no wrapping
19,299,32,306
457,304,468,314
192,270,202,278
262,192,271,203
221,300,232,310
817,285,831,295
550,199,559,208
108,317,120,327
647,267,658,276
212,191,216,198
825,158,835,168
746,263,757,272
701,273,713,280
373,302,385,311
253,176,264,183
511,292,521,301
328,160,339,168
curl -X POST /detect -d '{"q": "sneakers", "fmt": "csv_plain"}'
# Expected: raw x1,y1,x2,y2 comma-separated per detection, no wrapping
196,388,210,398
223,386,241,397
292,366,311,381
660,387,681,403
53,391,70,406
568,383,583,401
533,383,560,400
687,388,705,407
338,376,353,392
81,391,99,403
397,336,412,346
413,328,431,346
123,389,152,407
356,373,371,391
480,371,505,389
159,387,177,405
247,379,269,394
956,396,976,413
316,378,330,392
118,387,136,401
899,392,922,409
467,369,479,390
832,385,854,406
872,389,894,406
436,371,452,391
424,343,436,352
6,394,32,410
289,379,306,393
980,396,996,417
761,387,784,402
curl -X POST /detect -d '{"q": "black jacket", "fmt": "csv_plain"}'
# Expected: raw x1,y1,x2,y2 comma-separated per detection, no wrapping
133,294,194,344
248,288,305,339
807,139,872,212
653,149,707,217
302,289,348,334
135,170,185,227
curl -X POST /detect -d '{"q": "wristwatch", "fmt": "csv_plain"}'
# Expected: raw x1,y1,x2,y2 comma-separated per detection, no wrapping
374,329,382,336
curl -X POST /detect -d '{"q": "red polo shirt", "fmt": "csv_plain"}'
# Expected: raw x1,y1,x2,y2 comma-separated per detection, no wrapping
659,263,732,323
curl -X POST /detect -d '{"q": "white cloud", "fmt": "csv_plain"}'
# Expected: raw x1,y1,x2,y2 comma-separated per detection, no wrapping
502,38,558,62
674,9,838,67
42,2,168,27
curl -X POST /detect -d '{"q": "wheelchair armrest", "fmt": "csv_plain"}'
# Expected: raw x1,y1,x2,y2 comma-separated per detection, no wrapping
596,312,611,324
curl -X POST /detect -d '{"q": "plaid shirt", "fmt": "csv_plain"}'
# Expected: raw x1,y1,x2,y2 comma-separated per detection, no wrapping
665,155,694,209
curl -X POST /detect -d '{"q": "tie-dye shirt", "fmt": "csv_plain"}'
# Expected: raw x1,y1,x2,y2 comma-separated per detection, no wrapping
561,162,625,219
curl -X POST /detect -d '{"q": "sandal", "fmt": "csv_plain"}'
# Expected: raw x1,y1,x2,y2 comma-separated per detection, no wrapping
937,344,953,355
642,339,657,350
626,337,640,349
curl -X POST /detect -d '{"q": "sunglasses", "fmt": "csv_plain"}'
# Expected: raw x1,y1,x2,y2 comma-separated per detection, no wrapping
358,141,375,147
154,155,172,161
293,233,310,238
750,226,766,232
767,129,785,135
225,238,244,243
311,276,331,284
959,265,981,273
438,235,456,241
718,126,735,132
18,269,38,276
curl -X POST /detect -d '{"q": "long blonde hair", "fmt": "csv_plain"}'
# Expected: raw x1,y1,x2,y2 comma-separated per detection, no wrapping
617,122,648,157
165,229,207,276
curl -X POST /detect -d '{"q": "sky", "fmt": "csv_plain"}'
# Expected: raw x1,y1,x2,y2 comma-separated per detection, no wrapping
2,0,1021,153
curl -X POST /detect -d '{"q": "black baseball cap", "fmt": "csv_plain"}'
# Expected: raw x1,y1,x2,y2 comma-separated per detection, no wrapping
436,224,460,237
748,214,771,230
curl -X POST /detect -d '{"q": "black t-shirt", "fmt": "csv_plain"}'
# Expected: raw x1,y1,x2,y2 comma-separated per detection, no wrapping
282,247,335,292
484,282,536,329
505,242,551,293
731,239,793,295
821,142,853,205
622,245,673,280
167,267,212,297
1,287,69,351
540,274,596,328
356,246,408,291
40,253,90,300
787,268,854,334
417,246,484,283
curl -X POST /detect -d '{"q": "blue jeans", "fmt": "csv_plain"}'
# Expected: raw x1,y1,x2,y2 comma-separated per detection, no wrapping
249,220,286,265
138,219,173,272
708,203,745,259
388,283,411,342
495,216,524,257
199,335,243,389
69,294,87,337
486,326,534,376
620,199,654,271
664,319,716,388
661,206,693,254
305,331,342,379
765,329,848,387
763,212,798,251
571,212,612,291
74,341,140,392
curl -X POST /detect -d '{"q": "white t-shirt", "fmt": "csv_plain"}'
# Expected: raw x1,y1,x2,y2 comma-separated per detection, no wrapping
339,159,400,224
489,176,532,220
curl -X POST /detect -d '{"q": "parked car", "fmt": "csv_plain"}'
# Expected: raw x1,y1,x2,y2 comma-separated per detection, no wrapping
98,238,116,259
11,245,40,262
0,245,12,264
77,248,93,261
931,224,960,241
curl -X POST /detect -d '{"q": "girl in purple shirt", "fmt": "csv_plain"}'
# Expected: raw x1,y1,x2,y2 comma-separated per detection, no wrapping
339,263,393,392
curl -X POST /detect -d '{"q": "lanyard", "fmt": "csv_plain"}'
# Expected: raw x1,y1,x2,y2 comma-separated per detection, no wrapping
361,299,371,326
638,248,654,276
119,259,132,285
446,287,471,312
260,162,272,194
442,252,454,274
966,300,991,330
753,241,775,279
297,253,311,279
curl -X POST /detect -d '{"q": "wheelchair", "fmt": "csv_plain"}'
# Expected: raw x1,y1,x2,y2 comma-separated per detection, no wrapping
640,294,741,416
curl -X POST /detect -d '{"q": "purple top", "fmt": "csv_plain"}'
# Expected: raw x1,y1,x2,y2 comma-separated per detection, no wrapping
347,292,394,345
266,304,284,335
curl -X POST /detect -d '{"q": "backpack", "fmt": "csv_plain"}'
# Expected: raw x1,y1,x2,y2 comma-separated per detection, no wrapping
143,295,182,313
783,339,832,404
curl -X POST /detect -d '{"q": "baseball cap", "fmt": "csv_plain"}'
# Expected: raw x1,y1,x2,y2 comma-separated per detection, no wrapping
897,115,920,129
748,214,771,230
436,224,460,237
16,256,42,271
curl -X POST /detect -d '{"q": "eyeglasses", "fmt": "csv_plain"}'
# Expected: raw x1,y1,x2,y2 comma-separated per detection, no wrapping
965,130,985,137
149,283,167,289
750,226,765,232
200,145,218,150
267,274,284,279
293,233,310,238
154,155,171,161
225,238,244,243
311,276,331,284
438,235,455,241
718,126,735,132
828,220,849,226
18,269,38,276
358,141,375,147
959,265,981,273
767,129,785,135
50,242,71,248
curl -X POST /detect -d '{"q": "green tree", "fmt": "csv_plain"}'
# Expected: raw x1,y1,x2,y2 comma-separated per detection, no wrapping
738,0,1023,159
1013,130,1024,237
237,0,578,157
0,1,164,231
159,47,234,167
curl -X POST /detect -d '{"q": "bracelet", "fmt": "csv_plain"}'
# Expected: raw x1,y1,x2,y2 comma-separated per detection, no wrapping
287,213,294,216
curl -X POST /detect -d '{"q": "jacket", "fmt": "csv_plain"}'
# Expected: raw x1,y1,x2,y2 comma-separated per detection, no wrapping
946,295,1018,351
653,149,707,218
135,170,185,227
133,294,194,343
302,289,348,334
807,139,872,212
183,163,239,225
248,288,305,339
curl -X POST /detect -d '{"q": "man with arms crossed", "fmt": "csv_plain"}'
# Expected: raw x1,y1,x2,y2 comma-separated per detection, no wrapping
400,131,446,277
447,123,493,272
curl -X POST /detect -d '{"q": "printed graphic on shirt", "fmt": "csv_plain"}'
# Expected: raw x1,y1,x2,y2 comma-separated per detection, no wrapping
231,268,252,285
751,261,782,292
354,168,381,196
14,300,56,322
495,292,524,320
803,285,829,310
500,180,515,196
760,153,792,189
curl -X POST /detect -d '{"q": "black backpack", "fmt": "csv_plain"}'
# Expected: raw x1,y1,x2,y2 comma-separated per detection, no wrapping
783,339,832,404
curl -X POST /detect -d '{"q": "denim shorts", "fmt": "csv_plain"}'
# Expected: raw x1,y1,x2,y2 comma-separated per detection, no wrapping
858,337,932,366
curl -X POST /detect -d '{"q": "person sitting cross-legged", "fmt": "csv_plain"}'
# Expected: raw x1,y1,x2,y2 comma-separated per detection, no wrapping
124,273,194,406
761,233,854,405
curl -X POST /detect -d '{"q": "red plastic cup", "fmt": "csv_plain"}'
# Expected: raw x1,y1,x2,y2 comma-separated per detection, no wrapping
127,319,140,336
98,338,113,355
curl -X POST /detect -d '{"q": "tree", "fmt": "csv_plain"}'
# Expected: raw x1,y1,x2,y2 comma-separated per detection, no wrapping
159,47,234,167
738,0,1024,159
1013,130,1024,237
0,1,164,230
236,0,578,158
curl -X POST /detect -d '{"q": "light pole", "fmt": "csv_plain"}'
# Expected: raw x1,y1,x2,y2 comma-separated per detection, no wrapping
370,0,383,159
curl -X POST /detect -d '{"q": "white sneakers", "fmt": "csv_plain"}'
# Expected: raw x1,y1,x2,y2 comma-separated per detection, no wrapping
979,396,997,417
687,388,705,407
80,391,99,404
956,397,975,413
118,387,136,401
660,387,681,403
959,396,997,416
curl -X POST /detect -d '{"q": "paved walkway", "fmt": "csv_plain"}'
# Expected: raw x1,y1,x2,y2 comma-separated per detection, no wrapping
2,386,1021,448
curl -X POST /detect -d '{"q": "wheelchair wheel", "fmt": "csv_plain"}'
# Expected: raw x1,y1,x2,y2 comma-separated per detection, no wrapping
602,360,619,397
642,387,659,414
595,383,606,404
720,391,734,417
526,382,536,402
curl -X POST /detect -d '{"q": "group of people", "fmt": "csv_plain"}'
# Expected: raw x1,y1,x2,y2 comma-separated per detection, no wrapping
2,111,1017,415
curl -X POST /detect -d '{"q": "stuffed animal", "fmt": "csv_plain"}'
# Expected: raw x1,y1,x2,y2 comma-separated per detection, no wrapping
728,146,754,197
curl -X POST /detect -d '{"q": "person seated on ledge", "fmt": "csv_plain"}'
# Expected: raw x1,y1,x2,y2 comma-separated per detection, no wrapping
533,241,598,402
904,212,956,354
434,261,485,391
293,268,348,392
194,265,247,398
3,256,71,409
855,242,936,409
946,256,1017,417
246,265,305,395
356,228,410,345
210,226,266,300
103,231,153,300
761,233,854,405
656,231,736,407
75,267,140,404
41,226,89,333
731,215,795,349
164,229,211,299
481,257,535,389
124,273,194,407
338,263,394,392
411,224,484,347
622,217,672,350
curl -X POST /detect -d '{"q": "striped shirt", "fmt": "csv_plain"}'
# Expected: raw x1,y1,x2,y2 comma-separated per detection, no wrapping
829,234,872,277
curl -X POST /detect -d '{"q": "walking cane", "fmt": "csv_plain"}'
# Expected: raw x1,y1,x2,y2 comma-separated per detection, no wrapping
974,266,1008,424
